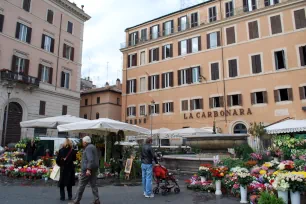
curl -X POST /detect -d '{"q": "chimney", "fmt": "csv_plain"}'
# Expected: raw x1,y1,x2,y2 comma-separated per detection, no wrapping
116,78,121,89
105,82,109,88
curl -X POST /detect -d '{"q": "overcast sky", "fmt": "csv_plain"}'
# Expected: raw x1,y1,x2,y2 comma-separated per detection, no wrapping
73,0,202,87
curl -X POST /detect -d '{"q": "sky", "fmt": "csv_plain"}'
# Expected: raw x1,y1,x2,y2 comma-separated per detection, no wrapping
72,0,202,87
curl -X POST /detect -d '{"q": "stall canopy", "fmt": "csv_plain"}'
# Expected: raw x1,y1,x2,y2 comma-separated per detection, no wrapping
265,119,306,134
20,115,88,128
163,127,213,138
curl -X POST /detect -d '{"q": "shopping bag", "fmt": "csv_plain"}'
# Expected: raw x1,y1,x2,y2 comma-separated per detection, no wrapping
50,165,60,181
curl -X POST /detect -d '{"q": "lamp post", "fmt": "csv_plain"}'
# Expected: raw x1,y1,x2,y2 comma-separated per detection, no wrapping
3,85,13,146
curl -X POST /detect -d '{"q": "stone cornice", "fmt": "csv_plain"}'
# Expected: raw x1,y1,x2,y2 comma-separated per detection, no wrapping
50,0,91,22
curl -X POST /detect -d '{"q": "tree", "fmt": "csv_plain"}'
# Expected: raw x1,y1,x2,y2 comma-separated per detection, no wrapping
248,122,266,151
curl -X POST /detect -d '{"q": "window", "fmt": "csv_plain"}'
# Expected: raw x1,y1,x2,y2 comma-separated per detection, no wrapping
207,31,220,49
149,104,159,115
178,67,200,85
39,101,46,115
270,15,282,35
233,123,247,134
226,26,236,45
299,86,306,100
178,16,187,31
162,44,172,59
228,59,238,78
140,28,147,42
209,7,217,22
96,112,99,119
150,25,159,39
84,114,87,119
211,63,219,80
127,106,136,117
148,75,159,90
97,97,100,104
11,55,29,75
149,48,159,62
38,64,53,83
191,12,198,27
179,69,188,85
63,44,74,61
179,40,187,55
243,0,257,12
248,20,259,40
140,77,146,92
299,45,306,66
163,21,173,36
67,21,73,34
140,105,146,116
126,79,136,94
0,14,4,33
61,71,70,89
190,99,203,110
274,88,293,102
47,10,54,24
163,102,174,113
15,23,32,43
210,96,224,108
117,98,120,105
140,51,145,65
228,94,242,107
23,0,31,12
181,100,189,111
251,54,262,74
274,50,286,70
251,91,268,104
41,34,54,53
129,32,138,46
192,67,200,83
294,9,306,30
127,53,137,67
265,0,279,6
225,1,234,18
162,72,173,88
191,37,199,53
62,105,67,115
85,99,88,106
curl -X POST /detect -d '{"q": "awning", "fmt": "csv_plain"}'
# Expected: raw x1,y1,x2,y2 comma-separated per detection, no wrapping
265,119,306,134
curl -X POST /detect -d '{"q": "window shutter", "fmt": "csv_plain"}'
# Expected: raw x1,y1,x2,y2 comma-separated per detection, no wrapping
251,93,255,105
135,53,137,66
198,36,201,51
156,104,160,114
294,9,306,30
274,90,279,102
220,96,224,107
134,107,136,116
178,41,181,55
238,94,243,106
135,32,139,44
187,68,192,84
288,88,293,101
299,47,306,66
162,73,165,88
169,72,174,87
251,0,257,10
61,71,65,87
15,22,20,39
209,98,213,108
217,31,221,46
156,75,160,89
227,95,231,107
148,105,151,114
178,70,181,86
162,46,165,60
207,33,210,49
71,47,74,61
38,64,43,80
11,55,17,72
187,39,192,53
255,55,261,73
49,68,53,84
229,61,233,77
264,0,270,6
157,25,160,37
127,55,130,68
226,27,235,44
126,81,130,94
0,14,4,32
128,33,132,46
243,0,248,12
233,60,238,77
41,34,45,49
162,103,165,113
50,38,55,53
149,50,152,63
299,87,305,99
171,20,174,34
26,27,32,44
251,55,256,74
263,91,268,103
170,44,173,57
24,59,29,75
133,79,137,93
252,21,259,38
162,22,165,36
199,99,203,109
178,17,181,31
191,13,195,27
63,44,67,58
39,101,46,115
248,22,253,39
148,76,151,90
126,108,129,116
190,99,194,110
156,48,159,61
47,10,53,24
149,27,153,39
271,15,282,34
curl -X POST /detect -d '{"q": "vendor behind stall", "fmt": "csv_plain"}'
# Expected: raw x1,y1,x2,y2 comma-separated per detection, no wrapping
25,138,36,162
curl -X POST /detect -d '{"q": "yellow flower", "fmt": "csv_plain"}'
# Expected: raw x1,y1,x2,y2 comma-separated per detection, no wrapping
260,170,267,175
291,171,306,177
263,162,272,168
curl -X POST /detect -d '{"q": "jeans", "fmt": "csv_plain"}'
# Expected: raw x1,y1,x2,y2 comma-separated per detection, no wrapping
141,163,153,196
74,170,99,202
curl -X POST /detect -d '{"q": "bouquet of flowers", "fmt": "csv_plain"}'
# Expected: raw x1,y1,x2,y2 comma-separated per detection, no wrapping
210,166,228,180
278,160,294,171
237,171,254,187
41,156,52,167
198,164,211,177
267,145,282,158
251,153,263,161
272,173,289,191
285,173,306,193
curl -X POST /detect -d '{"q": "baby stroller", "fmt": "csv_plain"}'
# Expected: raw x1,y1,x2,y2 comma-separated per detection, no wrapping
153,165,180,196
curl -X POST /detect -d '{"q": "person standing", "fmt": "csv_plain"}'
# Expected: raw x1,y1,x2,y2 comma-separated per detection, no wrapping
141,137,158,198
69,136,100,204
25,138,36,162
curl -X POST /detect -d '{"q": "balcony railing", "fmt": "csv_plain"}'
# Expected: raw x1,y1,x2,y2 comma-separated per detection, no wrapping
120,0,293,49
0,69,40,86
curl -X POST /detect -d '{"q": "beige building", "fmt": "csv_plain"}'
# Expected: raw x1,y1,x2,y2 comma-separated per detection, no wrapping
0,0,90,145
80,79,122,121
120,0,306,134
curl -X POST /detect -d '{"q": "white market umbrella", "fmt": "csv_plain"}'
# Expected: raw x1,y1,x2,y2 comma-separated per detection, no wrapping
164,127,213,138
114,141,138,146
265,119,306,134
20,115,88,128
152,128,170,135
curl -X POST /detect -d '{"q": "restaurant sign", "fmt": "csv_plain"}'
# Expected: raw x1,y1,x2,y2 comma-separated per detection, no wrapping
183,108,252,120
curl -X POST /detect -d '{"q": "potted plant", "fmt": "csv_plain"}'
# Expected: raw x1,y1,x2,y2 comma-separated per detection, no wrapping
198,164,211,182
237,171,254,203
272,173,289,204
286,173,306,204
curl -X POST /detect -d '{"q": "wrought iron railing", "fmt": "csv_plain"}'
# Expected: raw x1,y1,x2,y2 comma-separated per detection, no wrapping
0,69,40,86
120,0,292,49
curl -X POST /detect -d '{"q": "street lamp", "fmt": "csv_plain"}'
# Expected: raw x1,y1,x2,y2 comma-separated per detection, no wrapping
3,85,13,146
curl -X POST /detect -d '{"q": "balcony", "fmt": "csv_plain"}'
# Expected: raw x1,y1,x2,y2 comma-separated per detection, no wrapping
0,69,40,87
120,0,293,49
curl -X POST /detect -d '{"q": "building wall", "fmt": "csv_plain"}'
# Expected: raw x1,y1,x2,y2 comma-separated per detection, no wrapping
121,0,306,133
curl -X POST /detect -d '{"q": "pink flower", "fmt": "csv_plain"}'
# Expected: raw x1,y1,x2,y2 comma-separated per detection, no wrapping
233,183,240,189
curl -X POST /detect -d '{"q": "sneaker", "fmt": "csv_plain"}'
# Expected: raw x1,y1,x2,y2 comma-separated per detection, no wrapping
143,192,146,196
145,194,154,198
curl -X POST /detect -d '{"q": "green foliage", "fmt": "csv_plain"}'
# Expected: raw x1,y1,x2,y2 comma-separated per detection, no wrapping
234,144,254,160
221,158,245,169
294,159,306,171
258,192,285,204
248,122,266,138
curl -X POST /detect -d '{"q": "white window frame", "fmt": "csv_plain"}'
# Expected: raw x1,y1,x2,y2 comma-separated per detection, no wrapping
180,40,187,55
164,21,172,36
151,48,158,62
180,69,188,85
213,97,221,108
128,79,135,93
209,32,218,48
268,13,284,36
139,104,146,117
44,35,52,52
65,45,72,60
179,16,187,31
164,102,172,113
151,103,159,115
130,32,137,46
152,25,158,39
164,72,170,88
191,37,199,53
127,106,136,117
278,88,290,102
128,53,137,67
19,24,28,42
140,51,146,65
151,75,158,90
192,98,202,110
254,91,265,104
226,57,239,78
248,52,264,74
164,44,171,59
192,67,199,83
272,48,287,71
41,65,50,83
224,0,234,18
245,0,257,12
230,94,240,107
63,71,70,89
67,21,73,34
246,19,261,41
139,76,146,92
296,43,306,67
208,6,218,22
16,57,26,73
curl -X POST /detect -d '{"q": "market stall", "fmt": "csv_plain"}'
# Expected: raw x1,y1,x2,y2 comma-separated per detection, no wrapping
265,119,306,134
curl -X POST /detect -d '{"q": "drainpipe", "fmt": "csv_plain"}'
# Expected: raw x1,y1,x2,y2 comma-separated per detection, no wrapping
55,14,63,90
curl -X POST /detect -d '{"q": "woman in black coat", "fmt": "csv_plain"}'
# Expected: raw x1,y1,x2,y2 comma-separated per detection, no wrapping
56,139,76,201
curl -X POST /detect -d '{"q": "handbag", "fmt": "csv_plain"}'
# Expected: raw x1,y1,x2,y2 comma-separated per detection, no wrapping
60,148,73,166
50,148,73,181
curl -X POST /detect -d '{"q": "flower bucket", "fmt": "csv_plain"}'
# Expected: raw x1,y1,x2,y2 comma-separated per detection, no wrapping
290,191,300,204
240,186,248,203
277,190,288,204
215,180,222,195
200,176,206,183
273,157,279,162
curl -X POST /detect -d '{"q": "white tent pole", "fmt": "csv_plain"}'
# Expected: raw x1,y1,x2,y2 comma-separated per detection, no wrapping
104,135,107,162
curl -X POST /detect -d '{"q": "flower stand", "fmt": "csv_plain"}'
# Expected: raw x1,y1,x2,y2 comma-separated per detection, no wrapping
290,191,300,204
215,180,222,195
277,190,288,204
200,176,206,183
239,186,248,203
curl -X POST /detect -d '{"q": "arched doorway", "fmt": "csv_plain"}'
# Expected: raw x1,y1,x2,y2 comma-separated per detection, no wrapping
2,102,23,145
233,123,247,134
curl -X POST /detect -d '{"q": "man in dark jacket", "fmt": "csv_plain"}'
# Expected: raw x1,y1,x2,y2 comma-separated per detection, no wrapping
69,136,100,204
141,137,158,198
